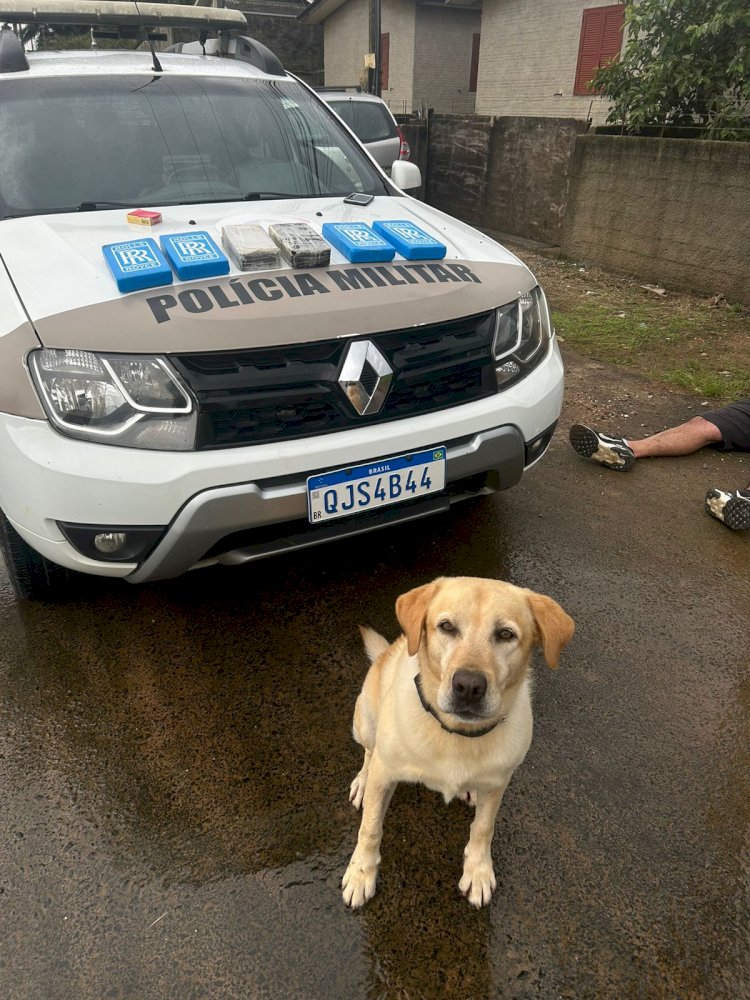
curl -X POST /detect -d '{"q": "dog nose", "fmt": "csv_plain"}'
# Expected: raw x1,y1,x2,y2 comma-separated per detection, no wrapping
451,670,487,705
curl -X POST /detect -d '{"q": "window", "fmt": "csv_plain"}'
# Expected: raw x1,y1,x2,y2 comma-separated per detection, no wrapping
326,99,397,143
380,33,390,93
469,33,480,94
574,4,625,96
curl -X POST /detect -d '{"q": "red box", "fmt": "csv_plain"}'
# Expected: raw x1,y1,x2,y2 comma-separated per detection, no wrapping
127,209,162,227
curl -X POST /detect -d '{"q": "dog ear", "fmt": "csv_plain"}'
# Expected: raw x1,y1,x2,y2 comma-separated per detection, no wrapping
524,591,575,668
396,580,441,657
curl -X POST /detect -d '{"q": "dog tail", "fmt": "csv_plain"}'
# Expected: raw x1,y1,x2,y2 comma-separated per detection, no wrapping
358,626,390,664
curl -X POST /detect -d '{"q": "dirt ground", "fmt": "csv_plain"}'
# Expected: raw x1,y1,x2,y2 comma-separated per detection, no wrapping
507,241,749,403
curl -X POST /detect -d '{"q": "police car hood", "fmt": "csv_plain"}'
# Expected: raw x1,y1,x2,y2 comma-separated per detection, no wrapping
1,197,536,353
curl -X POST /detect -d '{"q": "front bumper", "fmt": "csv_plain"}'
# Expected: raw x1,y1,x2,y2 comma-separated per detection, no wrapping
128,421,552,581
0,340,563,582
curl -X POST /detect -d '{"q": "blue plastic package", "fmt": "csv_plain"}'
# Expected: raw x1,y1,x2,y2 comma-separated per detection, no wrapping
160,231,230,280
321,222,395,263
371,220,447,260
102,238,173,293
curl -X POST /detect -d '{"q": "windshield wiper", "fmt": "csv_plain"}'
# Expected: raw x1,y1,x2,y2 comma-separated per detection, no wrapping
241,191,297,201
77,201,136,211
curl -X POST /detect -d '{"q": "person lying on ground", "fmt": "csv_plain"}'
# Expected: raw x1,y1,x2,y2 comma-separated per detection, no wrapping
568,398,750,531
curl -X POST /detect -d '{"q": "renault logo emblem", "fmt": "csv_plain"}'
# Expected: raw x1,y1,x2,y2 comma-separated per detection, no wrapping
338,341,393,416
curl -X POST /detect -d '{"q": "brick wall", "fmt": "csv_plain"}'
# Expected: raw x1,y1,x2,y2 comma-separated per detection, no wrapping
324,0,370,89
477,0,623,123
413,6,480,115
562,136,750,305
381,0,416,116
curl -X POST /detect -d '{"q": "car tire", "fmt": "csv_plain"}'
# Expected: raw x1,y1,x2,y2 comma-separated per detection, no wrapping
0,510,71,600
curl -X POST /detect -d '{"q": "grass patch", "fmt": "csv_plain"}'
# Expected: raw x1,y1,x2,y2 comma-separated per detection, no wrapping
661,363,747,400
552,301,749,397
508,244,750,401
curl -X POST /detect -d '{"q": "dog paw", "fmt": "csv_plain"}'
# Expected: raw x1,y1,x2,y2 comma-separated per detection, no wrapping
349,772,367,810
459,860,496,908
342,858,378,909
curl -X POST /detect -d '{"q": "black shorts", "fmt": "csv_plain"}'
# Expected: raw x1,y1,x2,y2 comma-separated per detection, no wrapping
703,398,750,451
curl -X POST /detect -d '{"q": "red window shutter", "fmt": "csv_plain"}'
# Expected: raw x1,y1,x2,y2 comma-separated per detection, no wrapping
574,5,624,96
380,33,390,93
469,33,480,93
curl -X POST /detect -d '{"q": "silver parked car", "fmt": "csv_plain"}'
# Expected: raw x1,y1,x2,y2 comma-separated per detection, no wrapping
317,88,410,173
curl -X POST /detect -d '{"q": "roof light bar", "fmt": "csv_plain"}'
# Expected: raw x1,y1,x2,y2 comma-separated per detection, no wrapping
0,0,247,32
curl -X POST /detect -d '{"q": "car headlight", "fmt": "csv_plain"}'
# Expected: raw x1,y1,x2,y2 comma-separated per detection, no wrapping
491,286,553,389
29,349,197,450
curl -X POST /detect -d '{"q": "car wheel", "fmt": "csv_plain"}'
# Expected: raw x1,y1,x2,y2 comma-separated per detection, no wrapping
0,510,71,600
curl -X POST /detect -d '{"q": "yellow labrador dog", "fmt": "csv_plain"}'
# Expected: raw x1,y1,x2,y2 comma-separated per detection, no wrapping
342,576,574,909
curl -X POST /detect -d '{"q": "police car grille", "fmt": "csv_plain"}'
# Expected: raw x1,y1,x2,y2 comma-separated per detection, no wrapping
170,311,497,449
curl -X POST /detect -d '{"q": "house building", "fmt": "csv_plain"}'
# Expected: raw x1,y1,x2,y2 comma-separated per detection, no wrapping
299,0,482,115
300,0,625,123
476,0,626,123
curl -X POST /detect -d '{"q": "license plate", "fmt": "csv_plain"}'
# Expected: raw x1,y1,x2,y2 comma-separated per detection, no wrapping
307,447,446,524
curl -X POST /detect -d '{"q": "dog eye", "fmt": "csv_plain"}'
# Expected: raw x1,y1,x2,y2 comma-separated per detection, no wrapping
494,627,516,642
438,620,457,635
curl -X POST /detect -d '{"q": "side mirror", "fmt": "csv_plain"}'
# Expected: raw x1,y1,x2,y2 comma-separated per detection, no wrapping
390,161,422,192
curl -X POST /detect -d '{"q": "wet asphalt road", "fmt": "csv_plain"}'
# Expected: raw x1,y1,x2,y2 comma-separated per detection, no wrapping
1,352,748,1000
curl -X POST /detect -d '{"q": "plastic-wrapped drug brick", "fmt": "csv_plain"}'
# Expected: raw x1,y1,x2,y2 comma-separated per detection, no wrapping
102,238,172,293
221,224,280,272
321,222,395,263
160,231,229,280
268,223,330,268
371,220,447,260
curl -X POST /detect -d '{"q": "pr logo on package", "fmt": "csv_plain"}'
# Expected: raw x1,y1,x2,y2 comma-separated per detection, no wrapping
102,238,173,293
160,231,230,280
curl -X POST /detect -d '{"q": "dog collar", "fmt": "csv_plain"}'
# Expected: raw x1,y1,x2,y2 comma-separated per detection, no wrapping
413,674,502,738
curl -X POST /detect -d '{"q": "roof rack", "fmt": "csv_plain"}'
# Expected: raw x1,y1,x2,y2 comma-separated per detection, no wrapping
166,33,286,77
229,35,285,76
0,23,27,71
0,0,247,32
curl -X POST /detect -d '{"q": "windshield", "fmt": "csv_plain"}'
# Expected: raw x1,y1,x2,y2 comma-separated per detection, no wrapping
0,75,390,218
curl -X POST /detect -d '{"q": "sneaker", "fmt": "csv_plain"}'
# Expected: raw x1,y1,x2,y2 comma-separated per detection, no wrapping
569,424,636,472
705,489,750,530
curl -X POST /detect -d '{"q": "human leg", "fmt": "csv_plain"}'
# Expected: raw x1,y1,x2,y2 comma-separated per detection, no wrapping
570,415,724,471
626,416,723,458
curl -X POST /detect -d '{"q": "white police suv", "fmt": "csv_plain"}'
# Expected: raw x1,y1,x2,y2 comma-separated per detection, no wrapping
0,0,564,599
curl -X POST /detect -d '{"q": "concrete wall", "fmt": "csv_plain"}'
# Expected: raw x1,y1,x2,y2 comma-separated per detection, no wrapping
425,115,586,244
562,136,750,305
487,116,587,242
324,0,370,89
425,114,491,225
412,6,480,115
476,0,622,124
